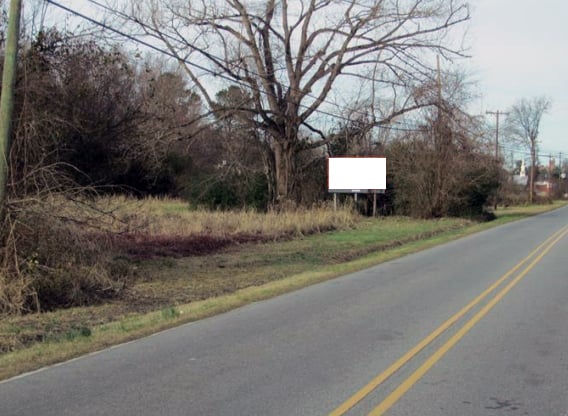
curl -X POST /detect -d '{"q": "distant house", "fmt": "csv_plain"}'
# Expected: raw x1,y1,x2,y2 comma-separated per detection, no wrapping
535,180,555,197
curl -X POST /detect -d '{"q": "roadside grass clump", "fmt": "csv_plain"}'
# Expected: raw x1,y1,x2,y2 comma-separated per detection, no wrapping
161,306,180,320
49,326,92,343
0,312,96,354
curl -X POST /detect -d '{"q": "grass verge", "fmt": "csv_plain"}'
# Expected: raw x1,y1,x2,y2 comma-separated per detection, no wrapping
0,201,565,381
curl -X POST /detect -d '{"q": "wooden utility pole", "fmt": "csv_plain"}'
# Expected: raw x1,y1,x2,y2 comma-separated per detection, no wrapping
0,0,23,210
486,110,509,210
486,110,509,159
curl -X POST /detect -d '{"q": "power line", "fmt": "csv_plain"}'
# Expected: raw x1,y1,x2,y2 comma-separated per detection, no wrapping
87,0,431,133
500,143,565,162
45,0,568,161
45,0,425,134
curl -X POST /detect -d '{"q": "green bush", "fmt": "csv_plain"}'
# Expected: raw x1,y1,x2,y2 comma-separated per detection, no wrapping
180,172,269,210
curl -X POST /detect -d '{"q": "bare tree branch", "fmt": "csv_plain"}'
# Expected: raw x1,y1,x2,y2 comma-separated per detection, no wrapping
123,0,470,203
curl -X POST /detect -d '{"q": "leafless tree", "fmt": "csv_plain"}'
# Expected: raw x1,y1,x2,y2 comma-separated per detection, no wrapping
386,67,501,218
121,0,470,204
387,105,499,218
505,96,551,203
135,66,204,183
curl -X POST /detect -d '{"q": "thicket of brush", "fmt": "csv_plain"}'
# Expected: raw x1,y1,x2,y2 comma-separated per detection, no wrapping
0,194,131,314
0,195,359,314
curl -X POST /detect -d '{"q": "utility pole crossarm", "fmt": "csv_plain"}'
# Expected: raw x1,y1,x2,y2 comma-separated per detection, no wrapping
486,110,510,159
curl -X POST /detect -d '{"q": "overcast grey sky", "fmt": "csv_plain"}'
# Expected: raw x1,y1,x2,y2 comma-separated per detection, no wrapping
469,0,567,160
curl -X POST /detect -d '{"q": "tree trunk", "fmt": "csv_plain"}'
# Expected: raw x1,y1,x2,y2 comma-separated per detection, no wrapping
273,140,296,205
260,142,276,206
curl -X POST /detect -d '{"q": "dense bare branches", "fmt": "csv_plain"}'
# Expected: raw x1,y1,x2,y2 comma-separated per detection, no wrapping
507,97,551,144
386,68,499,218
123,0,470,203
1,29,203,314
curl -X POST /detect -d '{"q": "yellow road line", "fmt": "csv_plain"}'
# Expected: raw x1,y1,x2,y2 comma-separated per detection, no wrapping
330,225,568,416
368,226,568,415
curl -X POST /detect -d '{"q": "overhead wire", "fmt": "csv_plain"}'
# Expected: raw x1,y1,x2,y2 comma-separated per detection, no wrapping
48,0,565,160
85,0,428,132
45,0,426,133
39,0,568,162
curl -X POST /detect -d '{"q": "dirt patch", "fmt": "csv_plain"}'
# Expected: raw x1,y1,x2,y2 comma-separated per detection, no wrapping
112,233,269,260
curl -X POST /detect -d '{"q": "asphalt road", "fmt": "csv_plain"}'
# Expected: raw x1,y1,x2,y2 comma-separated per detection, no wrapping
1,207,568,416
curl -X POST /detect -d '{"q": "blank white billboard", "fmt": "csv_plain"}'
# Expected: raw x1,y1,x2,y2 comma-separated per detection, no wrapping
328,157,386,192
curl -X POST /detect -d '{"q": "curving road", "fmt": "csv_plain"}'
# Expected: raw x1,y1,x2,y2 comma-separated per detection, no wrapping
1,207,568,416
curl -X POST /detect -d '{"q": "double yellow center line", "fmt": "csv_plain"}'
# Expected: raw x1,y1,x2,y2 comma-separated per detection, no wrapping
330,224,568,416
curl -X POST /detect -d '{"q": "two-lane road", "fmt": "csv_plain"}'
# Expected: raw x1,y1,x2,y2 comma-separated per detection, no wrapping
2,207,568,415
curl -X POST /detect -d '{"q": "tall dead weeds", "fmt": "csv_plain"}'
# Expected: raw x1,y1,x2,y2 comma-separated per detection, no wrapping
0,197,129,315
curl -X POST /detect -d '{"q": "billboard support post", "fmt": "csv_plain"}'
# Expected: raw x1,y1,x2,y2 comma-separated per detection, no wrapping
373,192,377,217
